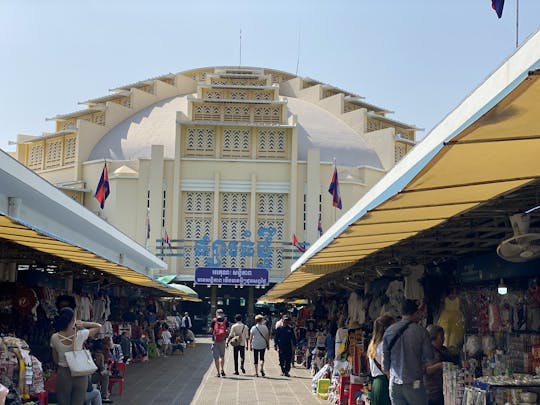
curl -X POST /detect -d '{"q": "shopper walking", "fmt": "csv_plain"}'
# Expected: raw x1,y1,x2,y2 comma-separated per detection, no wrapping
382,299,434,405
367,314,395,405
227,314,249,375
274,315,297,377
50,307,102,405
209,308,229,377
250,314,270,377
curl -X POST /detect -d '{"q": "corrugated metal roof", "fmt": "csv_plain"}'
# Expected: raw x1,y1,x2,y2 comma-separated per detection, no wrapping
260,28,540,302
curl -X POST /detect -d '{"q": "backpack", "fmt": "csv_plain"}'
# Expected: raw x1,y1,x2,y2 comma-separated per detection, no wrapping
213,318,227,342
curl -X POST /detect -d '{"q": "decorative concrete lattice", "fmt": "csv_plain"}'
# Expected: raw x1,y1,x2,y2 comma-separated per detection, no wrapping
222,128,250,157
257,129,286,158
185,191,213,213
63,136,76,165
186,128,215,155
45,139,63,168
28,143,44,170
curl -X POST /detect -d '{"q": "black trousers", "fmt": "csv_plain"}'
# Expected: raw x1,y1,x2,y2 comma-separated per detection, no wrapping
233,345,245,372
279,348,292,373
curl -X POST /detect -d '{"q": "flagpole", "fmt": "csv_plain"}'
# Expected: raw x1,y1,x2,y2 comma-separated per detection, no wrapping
332,157,337,224
515,0,519,48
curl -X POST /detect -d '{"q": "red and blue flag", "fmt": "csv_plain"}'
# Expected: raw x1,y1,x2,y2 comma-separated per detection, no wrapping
328,165,342,209
164,230,172,249
292,234,306,253
94,162,110,209
492,0,504,18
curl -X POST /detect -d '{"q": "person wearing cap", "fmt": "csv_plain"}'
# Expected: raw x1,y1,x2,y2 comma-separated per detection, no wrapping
274,314,296,377
209,309,229,377
250,314,270,377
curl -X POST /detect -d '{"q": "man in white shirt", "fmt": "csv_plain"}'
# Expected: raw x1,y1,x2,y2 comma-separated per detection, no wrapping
183,312,192,330
227,314,249,375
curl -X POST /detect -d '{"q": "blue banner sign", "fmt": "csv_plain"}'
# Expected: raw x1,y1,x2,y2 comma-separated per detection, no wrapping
194,267,269,286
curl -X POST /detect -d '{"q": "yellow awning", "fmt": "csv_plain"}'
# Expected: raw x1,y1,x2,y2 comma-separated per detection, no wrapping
0,215,200,301
261,51,540,302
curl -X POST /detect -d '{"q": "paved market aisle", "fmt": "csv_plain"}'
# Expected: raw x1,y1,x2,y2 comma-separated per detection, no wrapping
113,337,327,405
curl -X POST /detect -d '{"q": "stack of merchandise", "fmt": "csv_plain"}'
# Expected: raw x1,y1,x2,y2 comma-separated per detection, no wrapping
0,336,45,404
443,362,466,404
507,333,539,373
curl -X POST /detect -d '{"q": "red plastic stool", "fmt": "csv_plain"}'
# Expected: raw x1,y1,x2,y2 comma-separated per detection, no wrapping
348,383,364,405
31,391,48,405
108,362,127,396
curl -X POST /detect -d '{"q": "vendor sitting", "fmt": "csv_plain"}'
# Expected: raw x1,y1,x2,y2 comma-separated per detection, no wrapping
90,337,113,403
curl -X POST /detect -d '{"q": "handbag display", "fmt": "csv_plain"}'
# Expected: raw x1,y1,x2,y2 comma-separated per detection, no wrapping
64,331,98,377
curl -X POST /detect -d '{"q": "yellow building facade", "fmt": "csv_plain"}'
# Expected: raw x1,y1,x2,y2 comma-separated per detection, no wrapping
12,66,417,312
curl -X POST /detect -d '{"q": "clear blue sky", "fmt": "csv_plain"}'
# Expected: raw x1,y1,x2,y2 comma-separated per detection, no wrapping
1,0,539,151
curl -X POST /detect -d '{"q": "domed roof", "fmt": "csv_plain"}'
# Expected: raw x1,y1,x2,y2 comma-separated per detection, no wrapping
286,97,382,168
89,95,383,168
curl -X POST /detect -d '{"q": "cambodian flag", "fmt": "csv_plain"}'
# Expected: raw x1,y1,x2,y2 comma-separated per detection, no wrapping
328,165,342,209
292,234,306,253
94,162,110,209
492,0,504,18
164,230,172,249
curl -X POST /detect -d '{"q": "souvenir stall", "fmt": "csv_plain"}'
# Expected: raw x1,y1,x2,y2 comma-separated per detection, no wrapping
440,274,540,405
0,265,176,405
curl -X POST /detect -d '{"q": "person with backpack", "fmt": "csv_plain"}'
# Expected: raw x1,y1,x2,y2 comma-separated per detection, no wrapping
209,308,229,377
382,299,434,405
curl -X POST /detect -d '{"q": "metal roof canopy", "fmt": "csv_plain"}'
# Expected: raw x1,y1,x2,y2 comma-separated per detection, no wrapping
261,28,540,302
0,150,194,300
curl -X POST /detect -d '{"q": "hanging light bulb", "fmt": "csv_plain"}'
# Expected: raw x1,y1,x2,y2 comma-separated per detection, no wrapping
498,278,508,295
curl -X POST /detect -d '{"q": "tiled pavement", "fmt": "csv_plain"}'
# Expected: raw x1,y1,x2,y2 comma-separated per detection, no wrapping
113,336,327,405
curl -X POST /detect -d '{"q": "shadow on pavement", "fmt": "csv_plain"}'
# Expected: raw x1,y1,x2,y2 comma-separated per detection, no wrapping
112,342,213,405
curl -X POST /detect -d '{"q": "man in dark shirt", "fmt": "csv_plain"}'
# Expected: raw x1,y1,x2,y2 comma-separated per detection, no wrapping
383,299,434,405
274,315,297,377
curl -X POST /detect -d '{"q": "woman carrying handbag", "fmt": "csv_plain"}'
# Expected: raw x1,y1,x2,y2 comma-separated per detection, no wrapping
249,314,270,377
50,307,101,405
367,314,395,405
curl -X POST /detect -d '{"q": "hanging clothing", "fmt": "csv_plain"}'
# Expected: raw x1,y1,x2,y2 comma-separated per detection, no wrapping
437,296,465,347
347,292,365,325
403,264,424,300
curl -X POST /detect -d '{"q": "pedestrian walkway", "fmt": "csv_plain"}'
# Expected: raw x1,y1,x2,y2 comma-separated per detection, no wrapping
113,337,327,405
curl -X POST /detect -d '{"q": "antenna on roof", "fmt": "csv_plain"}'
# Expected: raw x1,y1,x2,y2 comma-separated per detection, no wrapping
239,28,242,67
295,22,301,76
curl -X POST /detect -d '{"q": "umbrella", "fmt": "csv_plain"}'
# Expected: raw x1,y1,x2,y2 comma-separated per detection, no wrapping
169,283,199,298
156,275,176,284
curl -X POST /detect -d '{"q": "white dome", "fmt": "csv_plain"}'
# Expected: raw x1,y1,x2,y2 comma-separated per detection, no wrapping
89,95,383,168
